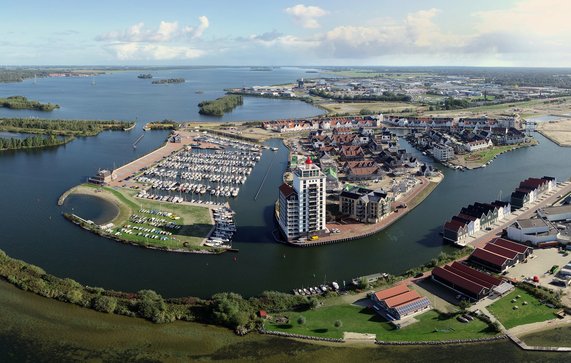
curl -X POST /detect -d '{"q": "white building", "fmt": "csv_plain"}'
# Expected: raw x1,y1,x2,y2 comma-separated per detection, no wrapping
465,139,493,152
278,156,327,241
506,218,559,245
432,143,455,161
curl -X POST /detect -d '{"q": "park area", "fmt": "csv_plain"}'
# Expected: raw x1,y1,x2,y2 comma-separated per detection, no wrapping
487,288,557,329
67,184,213,251
264,303,497,341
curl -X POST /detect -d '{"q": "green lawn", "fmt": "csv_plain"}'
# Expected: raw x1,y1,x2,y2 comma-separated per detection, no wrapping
77,184,213,249
265,304,496,341
487,288,557,329
465,145,521,164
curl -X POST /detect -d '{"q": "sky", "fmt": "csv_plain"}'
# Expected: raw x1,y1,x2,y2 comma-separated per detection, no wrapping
1,0,570,67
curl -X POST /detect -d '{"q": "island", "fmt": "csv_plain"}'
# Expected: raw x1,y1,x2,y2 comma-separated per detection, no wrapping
198,94,243,116
0,118,134,151
0,95,59,111
151,78,185,84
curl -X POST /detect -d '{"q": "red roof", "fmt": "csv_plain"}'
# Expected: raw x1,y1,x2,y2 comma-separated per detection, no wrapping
443,264,495,289
470,248,509,268
279,183,296,198
444,220,468,232
432,266,487,296
484,243,520,260
374,284,409,300
305,156,313,165
449,261,502,287
491,238,531,254
384,290,422,308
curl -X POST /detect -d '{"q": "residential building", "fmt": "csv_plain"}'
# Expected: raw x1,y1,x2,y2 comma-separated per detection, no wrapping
432,143,455,161
278,156,327,241
339,186,392,223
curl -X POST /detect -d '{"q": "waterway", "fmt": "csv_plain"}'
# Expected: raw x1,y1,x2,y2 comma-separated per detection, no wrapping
1,68,571,300
0,280,566,362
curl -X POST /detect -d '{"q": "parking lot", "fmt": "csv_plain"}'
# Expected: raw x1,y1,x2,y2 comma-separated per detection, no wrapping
505,248,570,303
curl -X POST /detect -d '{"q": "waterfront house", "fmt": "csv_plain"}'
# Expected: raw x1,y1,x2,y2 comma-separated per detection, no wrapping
465,139,493,152
432,143,455,161
443,220,469,245
339,186,392,223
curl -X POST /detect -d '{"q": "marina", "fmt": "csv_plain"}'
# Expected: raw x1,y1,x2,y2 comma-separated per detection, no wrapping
133,134,262,202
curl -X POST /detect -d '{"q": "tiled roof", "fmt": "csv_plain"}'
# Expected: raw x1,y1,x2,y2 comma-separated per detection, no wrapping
470,248,509,268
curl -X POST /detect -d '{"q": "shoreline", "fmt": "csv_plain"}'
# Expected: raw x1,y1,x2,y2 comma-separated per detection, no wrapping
62,184,221,255
282,174,443,247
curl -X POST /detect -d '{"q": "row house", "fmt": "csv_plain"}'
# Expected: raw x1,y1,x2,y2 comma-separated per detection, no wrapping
465,139,493,152
510,176,556,209
339,145,364,161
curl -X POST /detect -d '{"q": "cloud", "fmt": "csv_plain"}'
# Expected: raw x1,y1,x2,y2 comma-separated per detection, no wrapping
96,17,209,42
285,4,327,29
96,17,209,61
105,43,204,60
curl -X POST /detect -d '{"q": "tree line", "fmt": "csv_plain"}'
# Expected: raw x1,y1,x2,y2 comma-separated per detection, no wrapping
0,96,59,111
198,95,243,116
0,118,135,136
0,134,70,151
309,89,412,102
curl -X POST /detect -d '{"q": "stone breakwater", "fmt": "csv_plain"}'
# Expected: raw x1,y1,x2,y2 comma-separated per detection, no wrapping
259,329,345,343
375,335,507,346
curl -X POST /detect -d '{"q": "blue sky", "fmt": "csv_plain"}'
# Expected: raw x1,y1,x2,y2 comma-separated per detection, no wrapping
1,0,569,67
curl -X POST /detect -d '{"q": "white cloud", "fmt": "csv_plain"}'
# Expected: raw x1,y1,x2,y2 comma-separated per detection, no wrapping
285,4,327,29
183,16,209,39
97,16,209,61
107,43,204,60
96,16,209,43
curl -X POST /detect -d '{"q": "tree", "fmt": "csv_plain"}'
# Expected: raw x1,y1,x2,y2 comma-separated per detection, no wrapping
334,320,343,328
297,316,306,325
92,295,117,313
137,289,172,323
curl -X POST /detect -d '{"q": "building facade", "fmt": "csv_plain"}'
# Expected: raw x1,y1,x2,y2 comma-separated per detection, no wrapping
278,157,327,241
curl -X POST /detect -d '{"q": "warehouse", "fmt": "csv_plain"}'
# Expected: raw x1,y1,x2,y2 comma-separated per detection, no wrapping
431,262,503,301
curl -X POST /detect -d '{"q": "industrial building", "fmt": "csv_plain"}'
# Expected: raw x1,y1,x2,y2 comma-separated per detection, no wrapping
431,261,505,301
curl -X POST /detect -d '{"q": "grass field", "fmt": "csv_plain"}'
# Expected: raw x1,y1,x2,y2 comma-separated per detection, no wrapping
464,145,520,164
487,288,557,329
265,304,496,341
319,101,422,115
72,184,213,250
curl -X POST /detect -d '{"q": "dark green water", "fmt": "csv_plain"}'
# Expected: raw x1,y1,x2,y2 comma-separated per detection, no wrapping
0,281,568,362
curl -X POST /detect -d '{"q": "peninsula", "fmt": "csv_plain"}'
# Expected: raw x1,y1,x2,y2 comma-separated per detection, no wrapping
198,94,243,116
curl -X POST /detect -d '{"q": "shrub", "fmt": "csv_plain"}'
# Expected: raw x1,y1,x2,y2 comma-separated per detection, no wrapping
297,316,306,325
92,295,117,313
137,289,173,323
334,320,343,328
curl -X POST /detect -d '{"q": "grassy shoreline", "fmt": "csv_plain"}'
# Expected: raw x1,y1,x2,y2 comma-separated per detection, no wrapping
62,184,215,253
